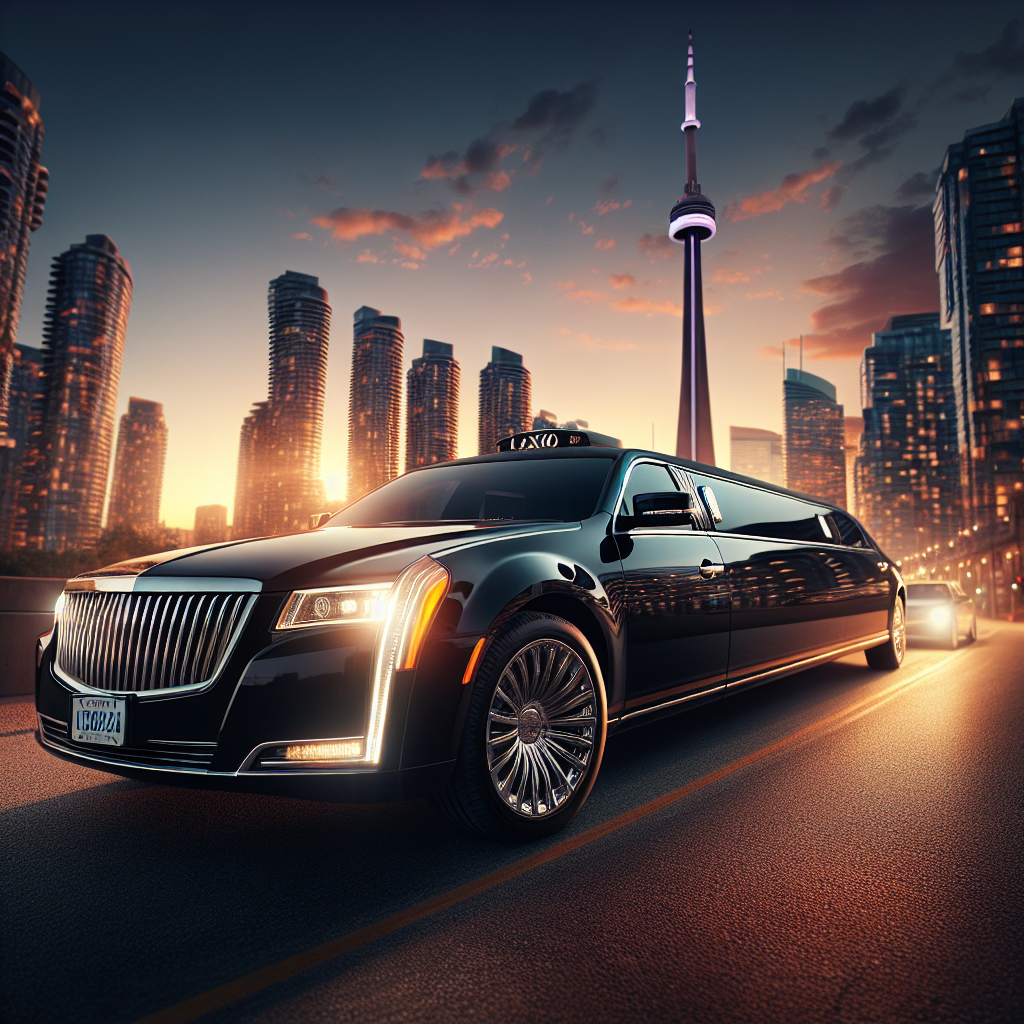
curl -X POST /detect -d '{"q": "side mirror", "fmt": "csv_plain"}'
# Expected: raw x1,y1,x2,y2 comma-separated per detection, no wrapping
617,492,699,530
308,512,333,530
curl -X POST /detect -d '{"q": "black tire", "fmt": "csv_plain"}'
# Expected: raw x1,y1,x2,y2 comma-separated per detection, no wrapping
866,594,906,671
434,611,608,841
968,615,977,643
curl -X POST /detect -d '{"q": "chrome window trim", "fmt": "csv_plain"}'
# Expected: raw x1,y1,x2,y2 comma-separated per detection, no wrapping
52,593,258,699
64,576,262,594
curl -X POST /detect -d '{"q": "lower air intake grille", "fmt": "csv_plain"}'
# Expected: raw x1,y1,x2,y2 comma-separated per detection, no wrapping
56,590,254,693
38,716,215,770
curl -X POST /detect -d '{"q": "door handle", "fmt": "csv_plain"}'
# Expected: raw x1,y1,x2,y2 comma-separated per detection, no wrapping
699,559,725,579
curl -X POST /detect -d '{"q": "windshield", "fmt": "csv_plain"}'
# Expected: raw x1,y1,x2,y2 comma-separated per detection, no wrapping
907,583,951,600
329,457,616,526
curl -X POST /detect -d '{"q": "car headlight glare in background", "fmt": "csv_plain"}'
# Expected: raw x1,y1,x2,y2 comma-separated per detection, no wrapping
276,584,391,630
929,605,951,623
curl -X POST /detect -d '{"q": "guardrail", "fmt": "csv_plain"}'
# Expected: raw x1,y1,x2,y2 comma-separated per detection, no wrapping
0,577,64,698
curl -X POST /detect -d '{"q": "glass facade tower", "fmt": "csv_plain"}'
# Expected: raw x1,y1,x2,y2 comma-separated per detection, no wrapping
478,346,531,455
934,98,1024,528
107,397,168,530
406,339,459,471
0,343,41,549
855,313,960,561
18,235,132,552
348,305,403,500
729,426,783,486
0,52,48,443
783,368,847,508
233,272,331,538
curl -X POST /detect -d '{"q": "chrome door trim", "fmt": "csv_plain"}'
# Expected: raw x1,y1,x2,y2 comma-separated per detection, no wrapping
620,684,726,722
726,633,890,692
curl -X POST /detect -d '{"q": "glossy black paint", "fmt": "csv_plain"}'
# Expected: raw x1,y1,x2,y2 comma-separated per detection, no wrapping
35,447,903,802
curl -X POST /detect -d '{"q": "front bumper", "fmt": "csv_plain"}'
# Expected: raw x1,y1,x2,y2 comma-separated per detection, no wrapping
35,591,474,802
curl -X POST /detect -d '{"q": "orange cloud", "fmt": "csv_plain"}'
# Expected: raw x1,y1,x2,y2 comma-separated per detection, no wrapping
563,288,607,303
712,268,751,283
392,240,426,261
611,297,683,317
725,162,842,222
608,273,635,289
356,250,381,263
290,232,313,240
594,238,616,251
311,205,503,250
555,280,576,290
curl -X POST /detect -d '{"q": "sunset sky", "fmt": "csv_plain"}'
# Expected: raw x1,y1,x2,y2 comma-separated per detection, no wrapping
5,1,1024,528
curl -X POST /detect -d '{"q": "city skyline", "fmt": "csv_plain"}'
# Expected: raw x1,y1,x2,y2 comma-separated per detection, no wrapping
1,9,1022,527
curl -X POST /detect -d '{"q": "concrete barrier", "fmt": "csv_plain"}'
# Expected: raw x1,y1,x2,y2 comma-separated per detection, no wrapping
0,577,65,697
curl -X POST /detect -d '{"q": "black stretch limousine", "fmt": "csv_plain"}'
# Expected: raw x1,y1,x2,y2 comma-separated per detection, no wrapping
36,428,905,840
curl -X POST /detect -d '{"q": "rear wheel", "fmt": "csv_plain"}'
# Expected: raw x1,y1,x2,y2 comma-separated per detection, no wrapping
866,594,906,670
435,612,607,841
968,615,977,643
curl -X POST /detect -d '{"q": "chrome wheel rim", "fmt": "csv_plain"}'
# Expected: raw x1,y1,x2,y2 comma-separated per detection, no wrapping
485,639,597,818
893,600,906,662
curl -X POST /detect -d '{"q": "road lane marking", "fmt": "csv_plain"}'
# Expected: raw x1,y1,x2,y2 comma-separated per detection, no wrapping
135,652,962,1024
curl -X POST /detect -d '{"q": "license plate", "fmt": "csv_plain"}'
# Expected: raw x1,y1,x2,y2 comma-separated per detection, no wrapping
71,696,126,747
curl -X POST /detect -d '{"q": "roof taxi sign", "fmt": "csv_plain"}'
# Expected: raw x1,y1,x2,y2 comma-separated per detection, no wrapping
496,428,622,452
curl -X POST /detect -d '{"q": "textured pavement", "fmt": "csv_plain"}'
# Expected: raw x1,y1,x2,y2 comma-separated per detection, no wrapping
2,623,1021,1024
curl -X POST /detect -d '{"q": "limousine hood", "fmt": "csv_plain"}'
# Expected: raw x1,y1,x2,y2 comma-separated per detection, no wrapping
75,521,575,592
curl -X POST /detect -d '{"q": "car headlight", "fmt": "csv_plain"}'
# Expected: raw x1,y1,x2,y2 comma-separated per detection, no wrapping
929,605,951,623
276,584,391,630
366,556,450,764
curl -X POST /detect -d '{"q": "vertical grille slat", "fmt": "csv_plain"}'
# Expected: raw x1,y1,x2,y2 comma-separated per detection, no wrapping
55,590,254,693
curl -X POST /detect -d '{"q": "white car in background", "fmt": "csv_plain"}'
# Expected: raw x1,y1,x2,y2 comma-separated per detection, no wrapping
905,581,977,649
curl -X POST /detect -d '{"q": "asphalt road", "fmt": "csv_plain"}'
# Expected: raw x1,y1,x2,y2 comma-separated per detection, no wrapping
2,623,1021,1024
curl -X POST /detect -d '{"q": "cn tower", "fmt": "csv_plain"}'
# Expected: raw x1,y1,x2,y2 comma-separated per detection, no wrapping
670,32,716,465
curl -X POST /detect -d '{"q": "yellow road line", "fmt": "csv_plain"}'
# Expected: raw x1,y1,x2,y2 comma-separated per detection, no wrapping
136,652,958,1024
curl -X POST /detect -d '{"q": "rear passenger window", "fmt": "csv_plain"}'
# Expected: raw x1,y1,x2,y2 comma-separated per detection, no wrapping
831,510,868,547
619,462,678,516
689,474,831,543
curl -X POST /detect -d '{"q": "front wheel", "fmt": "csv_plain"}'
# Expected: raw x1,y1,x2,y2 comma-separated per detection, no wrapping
435,612,607,841
967,615,977,643
866,594,906,670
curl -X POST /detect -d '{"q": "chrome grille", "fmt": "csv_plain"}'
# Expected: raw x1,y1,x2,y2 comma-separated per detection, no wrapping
56,590,254,692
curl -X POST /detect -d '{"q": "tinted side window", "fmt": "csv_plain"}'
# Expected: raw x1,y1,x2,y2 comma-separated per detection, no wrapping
619,462,678,516
689,473,829,543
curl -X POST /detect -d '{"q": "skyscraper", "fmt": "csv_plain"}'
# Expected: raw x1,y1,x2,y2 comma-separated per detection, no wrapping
935,98,1024,528
194,504,228,545
232,271,331,537
670,33,716,464
0,53,48,442
730,426,783,486
233,400,270,539
406,339,459,471
0,343,41,549
783,368,846,507
18,235,133,552
348,305,403,499
856,314,960,560
843,416,864,518
107,398,168,530
478,346,531,454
